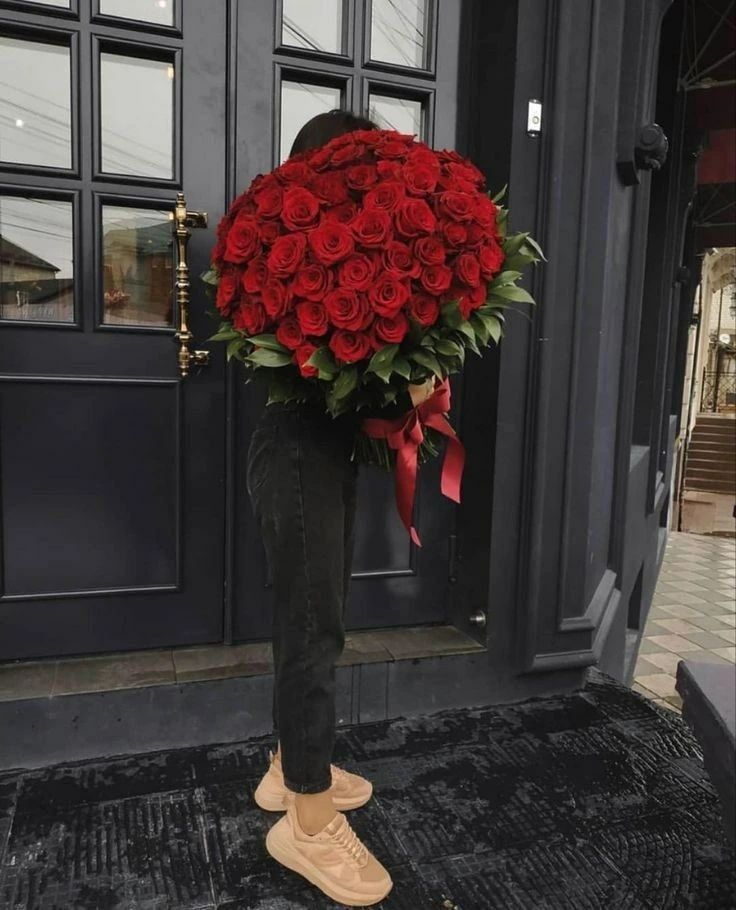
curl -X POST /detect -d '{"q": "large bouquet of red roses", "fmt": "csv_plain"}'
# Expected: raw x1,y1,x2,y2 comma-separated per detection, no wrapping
202,128,543,541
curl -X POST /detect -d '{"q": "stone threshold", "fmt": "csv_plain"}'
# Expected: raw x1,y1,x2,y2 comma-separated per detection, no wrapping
0,624,484,703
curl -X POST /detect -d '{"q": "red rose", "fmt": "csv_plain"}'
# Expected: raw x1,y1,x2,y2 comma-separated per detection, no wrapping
324,287,371,330
277,160,313,185
310,171,349,205
292,263,332,301
479,240,504,278
455,252,481,287
446,160,486,187
254,184,283,219
295,299,329,336
382,241,421,279
402,152,440,195
465,223,485,248
281,186,320,230
373,311,409,344
352,129,381,147
309,221,354,265
331,139,365,166
441,221,467,248
216,269,239,313
323,201,359,224
420,264,453,295
262,279,292,318
439,191,475,222
224,213,260,263
375,135,412,159
276,315,304,350
338,253,377,291
394,198,436,237
242,257,268,294
458,285,486,319
350,208,392,248
364,180,405,213
295,342,318,377
345,164,378,191
407,292,440,327
376,160,402,180
473,194,497,227
267,233,307,277
259,220,281,244
329,329,372,363
232,298,267,334
368,274,411,316
308,145,333,171
414,236,446,266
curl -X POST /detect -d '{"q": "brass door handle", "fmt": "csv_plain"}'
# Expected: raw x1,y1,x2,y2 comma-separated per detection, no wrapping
173,191,210,377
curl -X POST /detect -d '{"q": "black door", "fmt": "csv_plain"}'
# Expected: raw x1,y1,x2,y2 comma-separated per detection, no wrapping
0,0,228,659
232,0,466,639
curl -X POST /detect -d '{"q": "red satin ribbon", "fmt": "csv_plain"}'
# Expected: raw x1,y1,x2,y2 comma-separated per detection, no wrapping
360,377,465,547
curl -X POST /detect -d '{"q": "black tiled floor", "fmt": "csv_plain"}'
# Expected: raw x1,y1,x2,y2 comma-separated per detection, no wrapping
1,670,734,909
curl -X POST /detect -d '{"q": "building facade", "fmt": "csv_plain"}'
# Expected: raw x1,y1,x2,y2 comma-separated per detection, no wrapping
1,0,726,763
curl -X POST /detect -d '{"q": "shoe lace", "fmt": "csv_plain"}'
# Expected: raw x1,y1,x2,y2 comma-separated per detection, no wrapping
332,817,368,868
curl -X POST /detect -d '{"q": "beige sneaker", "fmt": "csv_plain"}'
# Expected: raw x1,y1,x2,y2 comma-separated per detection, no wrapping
254,750,373,812
265,797,393,907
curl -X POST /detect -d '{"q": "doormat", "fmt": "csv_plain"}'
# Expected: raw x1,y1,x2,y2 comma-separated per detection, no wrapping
0,669,734,909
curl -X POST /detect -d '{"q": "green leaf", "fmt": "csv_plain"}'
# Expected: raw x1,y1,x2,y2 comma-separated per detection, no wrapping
435,338,464,357
440,299,464,328
200,267,220,286
208,328,241,342
488,284,536,305
522,234,547,262
502,232,530,258
365,343,399,375
491,183,508,204
502,251,537,272
478,313,503,344
247,333,290,353
452,327,480,356
496,208,508,238
244,347,293,367
470,313,490,346
331,365,358,401
391,355,412,379
227,337,246,362
489,269,523,287
305,346,338,379
409,349,443,377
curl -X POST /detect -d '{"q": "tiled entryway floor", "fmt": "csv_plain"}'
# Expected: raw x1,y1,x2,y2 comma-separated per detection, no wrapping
633,530,735,713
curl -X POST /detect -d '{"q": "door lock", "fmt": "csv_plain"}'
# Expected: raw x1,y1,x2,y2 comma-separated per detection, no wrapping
468,610,486,628
172,192,210,378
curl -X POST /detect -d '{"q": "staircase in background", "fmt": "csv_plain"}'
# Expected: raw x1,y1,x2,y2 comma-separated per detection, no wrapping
684,414,736,495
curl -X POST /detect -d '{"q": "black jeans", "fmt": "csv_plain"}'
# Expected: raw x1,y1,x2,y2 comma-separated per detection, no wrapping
246,399,359,794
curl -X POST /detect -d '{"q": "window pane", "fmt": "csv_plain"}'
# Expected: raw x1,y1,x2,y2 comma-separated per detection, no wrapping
280,81,341,163
0,36,71,169
281,0,343,54
0,197,74,324
102,206,174,327
99,0,174,26
101,52,174,178
369,93,423,137
369,0,429,68
24,0,69,6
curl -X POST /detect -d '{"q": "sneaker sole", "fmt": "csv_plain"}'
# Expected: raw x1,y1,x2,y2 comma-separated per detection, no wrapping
254,781,373,813
265,820,393,907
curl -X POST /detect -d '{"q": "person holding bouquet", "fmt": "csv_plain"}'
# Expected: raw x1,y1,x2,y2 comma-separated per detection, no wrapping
204,108,543,906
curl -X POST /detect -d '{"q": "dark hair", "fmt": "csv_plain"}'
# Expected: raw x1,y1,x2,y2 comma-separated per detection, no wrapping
289,109,378,158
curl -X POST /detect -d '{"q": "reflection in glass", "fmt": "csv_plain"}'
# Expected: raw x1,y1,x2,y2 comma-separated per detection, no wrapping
102,206,174,327
282,0,342,53
369,93,423,137
0,196,74,323
0,36,71,169
370,0,428,68
101,53,174,178
25,0,70,6
99,0,174,27
280,81,341,163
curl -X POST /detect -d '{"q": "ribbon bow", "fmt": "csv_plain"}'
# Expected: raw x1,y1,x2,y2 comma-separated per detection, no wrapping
360,377,465,546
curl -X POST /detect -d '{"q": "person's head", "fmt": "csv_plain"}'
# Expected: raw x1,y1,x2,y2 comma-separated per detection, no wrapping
289,109,378,158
